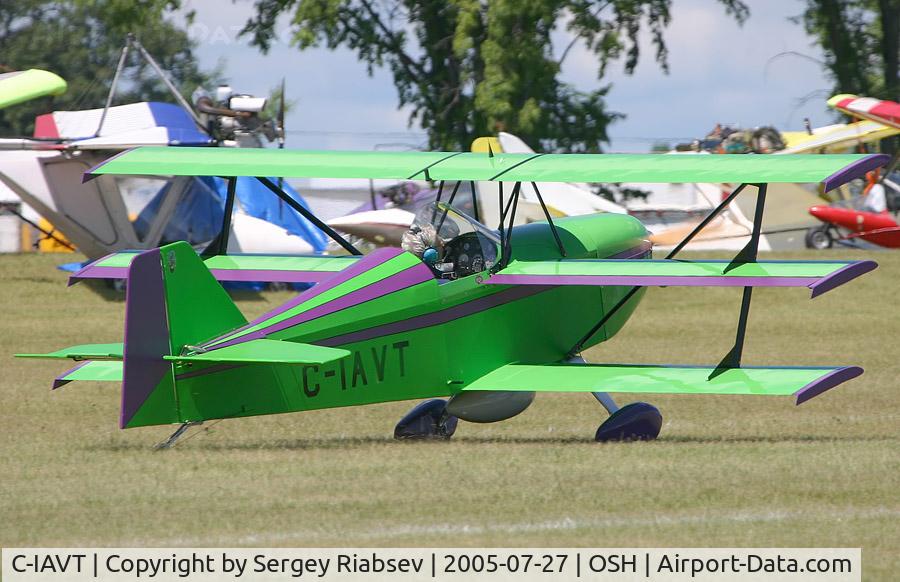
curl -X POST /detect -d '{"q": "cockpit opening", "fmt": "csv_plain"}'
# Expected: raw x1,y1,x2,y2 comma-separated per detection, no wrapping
401,202,500,279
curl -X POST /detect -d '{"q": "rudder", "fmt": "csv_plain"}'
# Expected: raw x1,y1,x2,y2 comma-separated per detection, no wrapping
121,242,247,428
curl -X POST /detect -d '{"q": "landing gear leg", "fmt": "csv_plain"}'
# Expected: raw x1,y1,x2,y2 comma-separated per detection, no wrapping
393,399,459,440
567,355,662,441
154,421,202,450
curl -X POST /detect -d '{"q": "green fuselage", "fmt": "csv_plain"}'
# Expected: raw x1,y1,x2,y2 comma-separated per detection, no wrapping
163,213,650,426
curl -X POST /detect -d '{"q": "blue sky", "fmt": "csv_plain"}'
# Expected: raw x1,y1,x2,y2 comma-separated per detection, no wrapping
177,0,835,152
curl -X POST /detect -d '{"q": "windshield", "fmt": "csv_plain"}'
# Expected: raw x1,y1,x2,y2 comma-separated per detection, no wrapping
404,202,500,278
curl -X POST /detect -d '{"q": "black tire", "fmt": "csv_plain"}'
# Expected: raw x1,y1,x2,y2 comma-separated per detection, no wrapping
805,225,833,250
393,399,458,440
595,402,662,442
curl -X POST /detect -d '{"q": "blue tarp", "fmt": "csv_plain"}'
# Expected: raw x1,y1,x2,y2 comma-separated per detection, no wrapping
219,176,327,251
134,175,326,252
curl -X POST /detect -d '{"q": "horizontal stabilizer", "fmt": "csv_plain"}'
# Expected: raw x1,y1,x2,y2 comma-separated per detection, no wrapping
53,361,123,389
17,343,123,361
485,259,876,298
163,338,350,365
464,363,862,405
68,252,359,285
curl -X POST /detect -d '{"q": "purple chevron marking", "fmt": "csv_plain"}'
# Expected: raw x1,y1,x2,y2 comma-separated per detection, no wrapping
205,249,430,349
319,285,549,346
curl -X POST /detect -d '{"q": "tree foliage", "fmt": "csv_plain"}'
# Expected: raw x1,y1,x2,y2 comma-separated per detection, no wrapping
243,0,748,151
798,0,899,100
0,0,214,136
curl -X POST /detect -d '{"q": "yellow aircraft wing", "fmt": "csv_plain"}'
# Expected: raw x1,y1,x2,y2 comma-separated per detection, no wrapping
779,120,899,154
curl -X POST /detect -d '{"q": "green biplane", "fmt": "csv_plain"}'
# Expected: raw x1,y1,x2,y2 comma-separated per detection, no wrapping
17,147,888,446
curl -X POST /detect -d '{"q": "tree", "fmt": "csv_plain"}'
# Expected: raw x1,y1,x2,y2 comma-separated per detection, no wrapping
0,0,214,136
798,1,899,101
243,0,748,152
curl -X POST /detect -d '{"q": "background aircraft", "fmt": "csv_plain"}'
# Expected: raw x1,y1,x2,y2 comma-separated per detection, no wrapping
0,38,326,260
800,95,900,249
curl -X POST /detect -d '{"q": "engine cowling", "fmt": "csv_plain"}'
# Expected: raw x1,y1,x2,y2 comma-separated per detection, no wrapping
446,390,535,423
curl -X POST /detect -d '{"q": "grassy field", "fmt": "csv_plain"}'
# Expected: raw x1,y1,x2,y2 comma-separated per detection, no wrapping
1,250,897,578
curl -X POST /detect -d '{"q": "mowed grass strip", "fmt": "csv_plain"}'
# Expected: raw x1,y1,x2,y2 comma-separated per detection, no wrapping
1,250,897,579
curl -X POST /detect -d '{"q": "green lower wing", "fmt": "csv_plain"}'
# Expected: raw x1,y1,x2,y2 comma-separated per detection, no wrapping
163,338,350,365
464,363,862,405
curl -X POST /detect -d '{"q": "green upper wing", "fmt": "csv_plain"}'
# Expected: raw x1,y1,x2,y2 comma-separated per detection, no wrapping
85,147,889,192
485,259,876,298
0,69,67,110
464,363,862,405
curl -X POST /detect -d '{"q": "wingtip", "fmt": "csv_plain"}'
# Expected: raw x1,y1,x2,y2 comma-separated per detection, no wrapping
794,366,863,405
821,154,891,193
82,147,135,183
827,94,857,108
809,260,878,299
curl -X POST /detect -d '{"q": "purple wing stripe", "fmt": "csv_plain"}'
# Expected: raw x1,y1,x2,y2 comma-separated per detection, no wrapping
809,260,877,298
484,261,876,298
208,269,337,283
52,361,91,390
68,265,128,286
822,154,890,192
69,264,343,286
794,366,863,405
484,274,821,288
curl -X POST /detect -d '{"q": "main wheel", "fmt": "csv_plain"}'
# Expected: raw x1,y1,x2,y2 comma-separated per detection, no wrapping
595,402,662,442
394,399,458,440
805,225,833,250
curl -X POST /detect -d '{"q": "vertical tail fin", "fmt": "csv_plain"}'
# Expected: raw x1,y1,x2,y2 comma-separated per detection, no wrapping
121,242,246,428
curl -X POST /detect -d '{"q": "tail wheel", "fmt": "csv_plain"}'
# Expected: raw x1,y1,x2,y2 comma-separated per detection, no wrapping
805,225,833,250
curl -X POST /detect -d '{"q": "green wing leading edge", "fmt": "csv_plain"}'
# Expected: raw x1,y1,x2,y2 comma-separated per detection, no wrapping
17,147,888,444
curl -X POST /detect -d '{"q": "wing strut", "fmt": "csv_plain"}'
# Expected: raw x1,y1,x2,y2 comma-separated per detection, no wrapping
531,182,567,258
216,176,237,255
493,181,523,272
430,180,445,223
256,176,363,255
469,181,480,222
436,180,463,233
565,182,751,358
708,183,767,379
